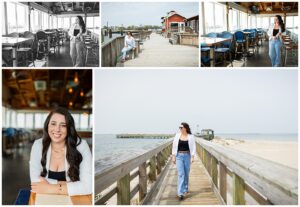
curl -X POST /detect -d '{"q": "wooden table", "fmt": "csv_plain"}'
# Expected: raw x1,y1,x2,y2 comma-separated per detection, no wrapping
44,31,56,54
200,36,231,67
29,192,92,205
2,37,32,67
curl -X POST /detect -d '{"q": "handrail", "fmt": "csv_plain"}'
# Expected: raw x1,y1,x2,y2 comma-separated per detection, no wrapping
95,139,173,205
196,138,298,205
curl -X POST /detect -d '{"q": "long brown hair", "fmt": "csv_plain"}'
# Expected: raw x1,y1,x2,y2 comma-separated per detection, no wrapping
40,107,82,181
181,122,192,134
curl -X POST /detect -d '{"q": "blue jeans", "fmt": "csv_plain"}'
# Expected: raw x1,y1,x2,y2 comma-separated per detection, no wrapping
176,153,191,196
122,46,134,60
269,39,282,67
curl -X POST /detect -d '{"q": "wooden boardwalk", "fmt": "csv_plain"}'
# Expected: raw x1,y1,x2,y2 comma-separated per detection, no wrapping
124,33,199,67
153,155,221,205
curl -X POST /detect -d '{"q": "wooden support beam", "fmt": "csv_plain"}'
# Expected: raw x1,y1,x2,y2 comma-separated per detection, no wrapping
233,173,245,205
149,156,157,182
211,156,218,188
219,162,227,204
117,174,130,205
139,162,147,201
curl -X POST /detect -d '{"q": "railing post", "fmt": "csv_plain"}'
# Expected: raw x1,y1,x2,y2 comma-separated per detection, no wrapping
139,162,147,202
211,156,218,188
149,156,157,182
219,162,227,204
233,173,245,205
156,153,162,174
117,173,130,205
207,152,212,176
203,149,207,168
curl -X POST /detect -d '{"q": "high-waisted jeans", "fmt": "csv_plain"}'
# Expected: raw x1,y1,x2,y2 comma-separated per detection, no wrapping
176,152,191,196
70,38,86,67
269,39,282,67
121,46,134,60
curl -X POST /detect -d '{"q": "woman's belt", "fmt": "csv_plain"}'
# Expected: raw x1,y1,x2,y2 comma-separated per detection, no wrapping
178,151,190,153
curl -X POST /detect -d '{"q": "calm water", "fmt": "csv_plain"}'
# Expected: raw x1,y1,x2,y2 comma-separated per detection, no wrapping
102,34,123,45
95,133,297,162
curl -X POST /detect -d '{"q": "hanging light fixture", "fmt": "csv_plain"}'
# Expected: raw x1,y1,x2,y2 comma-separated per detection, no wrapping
69,101,73,107
80,89,84,97
74,72,79,84
68,87,73,93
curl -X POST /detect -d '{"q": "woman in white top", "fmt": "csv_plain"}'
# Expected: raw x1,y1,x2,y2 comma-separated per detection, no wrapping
69,16,86,67
267,15,285,67
30,107,92,196
121,32,136,63
172,122,196,201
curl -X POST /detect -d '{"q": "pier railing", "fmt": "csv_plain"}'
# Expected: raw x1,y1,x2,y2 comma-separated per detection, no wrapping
101,36,125,67
196,138,298,205
95,139,173,205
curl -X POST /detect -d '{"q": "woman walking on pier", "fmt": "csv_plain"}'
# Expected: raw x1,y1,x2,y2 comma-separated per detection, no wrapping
172,122,196,201
121,32,136,63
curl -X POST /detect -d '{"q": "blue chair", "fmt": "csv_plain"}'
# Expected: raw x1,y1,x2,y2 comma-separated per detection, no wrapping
206,33,218,38
215,32,233,66
15,189,31,205
234,31,246,60
248,29,257,54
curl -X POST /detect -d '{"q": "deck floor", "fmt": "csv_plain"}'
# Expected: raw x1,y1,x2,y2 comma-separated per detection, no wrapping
124,33,199,67
157,155,221,205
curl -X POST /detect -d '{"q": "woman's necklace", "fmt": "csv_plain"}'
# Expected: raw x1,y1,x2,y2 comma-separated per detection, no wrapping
52,146,65,158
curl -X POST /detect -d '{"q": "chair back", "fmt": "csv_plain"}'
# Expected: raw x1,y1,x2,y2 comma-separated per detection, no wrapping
7,32,19,38
234,31,244,41
221,32,233,48
36,30,47,40
206,32,217,38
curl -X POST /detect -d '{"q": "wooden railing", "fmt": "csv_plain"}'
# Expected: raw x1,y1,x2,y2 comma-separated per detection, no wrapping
101,36,125,67
196,138,298,205
94,140,173,205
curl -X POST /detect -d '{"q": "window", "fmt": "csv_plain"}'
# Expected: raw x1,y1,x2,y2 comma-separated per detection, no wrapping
6,2,17,33
17,113,25,128
240,12,248,29
229,9,238,31
2,3,6,34
204,2,226,34
89,114,93,129
30,9,40,32
80,114,89,129
41,12,49,30
6,2,29,33
251,15,257,28
52,16,57,28
72,114,80,129
261,17,270,29
25,113,33,129
16,3,28,32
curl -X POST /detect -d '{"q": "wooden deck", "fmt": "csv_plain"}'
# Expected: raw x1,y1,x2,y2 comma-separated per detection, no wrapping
153,155,221,205
124,33,199,67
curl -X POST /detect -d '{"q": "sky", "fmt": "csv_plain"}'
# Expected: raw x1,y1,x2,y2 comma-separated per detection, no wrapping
94,70,298,134
101,2,199,27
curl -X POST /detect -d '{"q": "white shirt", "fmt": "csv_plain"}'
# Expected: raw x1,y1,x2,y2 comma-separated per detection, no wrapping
267,23,283,41
124,35,136,48
172,133,196,156
29,138,92,196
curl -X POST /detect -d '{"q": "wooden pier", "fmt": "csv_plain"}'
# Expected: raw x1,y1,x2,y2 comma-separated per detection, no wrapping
95,138,298,205
116,134,174,139
124,33,199,67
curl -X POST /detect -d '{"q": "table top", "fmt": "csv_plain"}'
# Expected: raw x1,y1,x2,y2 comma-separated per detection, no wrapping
200,37,231,47
2,37,32,46
29,192,92,205
44,31,56,35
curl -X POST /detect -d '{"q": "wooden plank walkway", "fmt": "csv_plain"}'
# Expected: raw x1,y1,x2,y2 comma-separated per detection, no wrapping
155,155,221,205
124,33,199,67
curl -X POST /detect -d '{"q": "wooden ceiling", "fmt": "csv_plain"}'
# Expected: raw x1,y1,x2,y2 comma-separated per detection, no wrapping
29,2,99,15
236,2,298,14
2,69,92,111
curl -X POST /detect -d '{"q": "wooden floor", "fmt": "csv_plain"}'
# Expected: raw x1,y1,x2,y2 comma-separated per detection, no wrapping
156,155,221,205
124,33,199,67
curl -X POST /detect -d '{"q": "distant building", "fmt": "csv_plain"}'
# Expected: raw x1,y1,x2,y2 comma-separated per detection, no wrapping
161,11,186,33
186,15,199,33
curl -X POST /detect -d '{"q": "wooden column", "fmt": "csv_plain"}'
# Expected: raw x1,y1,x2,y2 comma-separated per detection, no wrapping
156,153,162,175
219,162,227,203
149,156,157,182
211,156,218,188
117,174,130,205
233,173,245,205
139,162,147,201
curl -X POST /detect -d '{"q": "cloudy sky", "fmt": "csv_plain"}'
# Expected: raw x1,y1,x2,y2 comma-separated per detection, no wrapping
101,2,199,27
94,70,298,134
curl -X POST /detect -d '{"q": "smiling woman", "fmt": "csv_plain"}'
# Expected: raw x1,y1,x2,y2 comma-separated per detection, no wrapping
29,107,92,196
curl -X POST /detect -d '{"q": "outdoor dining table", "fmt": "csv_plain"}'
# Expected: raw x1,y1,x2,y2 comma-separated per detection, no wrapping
200,36,231,67
242,31,251,55
2,36,32,67
29,192,92,205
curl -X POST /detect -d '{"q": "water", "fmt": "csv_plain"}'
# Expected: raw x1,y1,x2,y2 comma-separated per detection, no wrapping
95,134,171,162
102,34,123,45
215,133,298,142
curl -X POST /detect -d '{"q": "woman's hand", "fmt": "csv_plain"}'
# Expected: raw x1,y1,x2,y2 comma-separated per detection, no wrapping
31,177,55,194
191,156,194,163
172,155,176,164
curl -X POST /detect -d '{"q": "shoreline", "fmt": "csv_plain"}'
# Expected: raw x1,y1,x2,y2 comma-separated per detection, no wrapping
212,137,298,169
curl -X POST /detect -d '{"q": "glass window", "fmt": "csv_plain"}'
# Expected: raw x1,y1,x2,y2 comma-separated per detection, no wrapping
16,3,28,32
42,12,49,30
17,113,25,128
53,16,57,28
214,3,226,32
30,10,40,32
261,17,270,29
25,113,33,129
86,17,93,29
89,114,93,129
7,2,17,33
80,114,89,129
229,9,238,31
251,15,256,28
2,3,6,34
204,2,214,34
240,12,247,29
286,16,294,29
11,111,17,127
72,114,80,129
94,16,100,29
